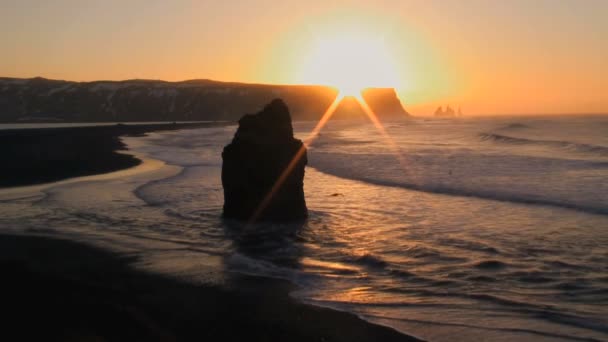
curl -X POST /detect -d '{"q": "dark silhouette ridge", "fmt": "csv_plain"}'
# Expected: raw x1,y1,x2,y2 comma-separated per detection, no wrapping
0,77,409,123
362,88,409,117
332,88,410,120
222,99,308,222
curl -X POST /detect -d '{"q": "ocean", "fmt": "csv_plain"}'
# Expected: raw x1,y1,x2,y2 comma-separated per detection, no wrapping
1,115,607,341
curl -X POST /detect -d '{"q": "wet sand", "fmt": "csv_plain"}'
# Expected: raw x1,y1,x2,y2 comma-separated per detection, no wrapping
0,122,226,188
0,122,419,341
0,234,419,341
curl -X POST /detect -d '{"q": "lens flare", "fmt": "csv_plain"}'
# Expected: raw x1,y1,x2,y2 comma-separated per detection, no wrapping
249,93,408,224
248,95,343,223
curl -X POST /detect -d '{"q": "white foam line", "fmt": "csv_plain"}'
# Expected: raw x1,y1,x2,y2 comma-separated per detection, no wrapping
0,138,166,201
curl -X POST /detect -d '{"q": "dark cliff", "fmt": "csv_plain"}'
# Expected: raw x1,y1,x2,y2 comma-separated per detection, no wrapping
0,77,409,123
332,88,409,120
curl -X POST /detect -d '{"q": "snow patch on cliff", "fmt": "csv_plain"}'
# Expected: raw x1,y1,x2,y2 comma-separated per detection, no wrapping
46,84,72,96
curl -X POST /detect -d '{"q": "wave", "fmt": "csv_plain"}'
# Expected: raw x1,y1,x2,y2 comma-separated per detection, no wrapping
360,314,606,342
352,253,389,268
479,133,608,157
307,296,608,340
498,122,531,130
310,164,608,216
133,167,188,206
311,138,373,149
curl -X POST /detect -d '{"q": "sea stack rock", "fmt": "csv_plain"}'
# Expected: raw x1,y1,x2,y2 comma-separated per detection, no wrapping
222,99,308,222
331,88,409,120
362,88,409,117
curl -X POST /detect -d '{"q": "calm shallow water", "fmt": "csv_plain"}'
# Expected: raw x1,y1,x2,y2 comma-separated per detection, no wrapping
1,115,607,341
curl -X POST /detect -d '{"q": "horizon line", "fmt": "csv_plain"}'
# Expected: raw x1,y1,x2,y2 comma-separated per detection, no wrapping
2,75,607,117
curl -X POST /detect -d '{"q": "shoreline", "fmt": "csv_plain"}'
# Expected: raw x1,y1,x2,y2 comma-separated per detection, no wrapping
0,233,420,341
0,122,228,188
0,123,422,340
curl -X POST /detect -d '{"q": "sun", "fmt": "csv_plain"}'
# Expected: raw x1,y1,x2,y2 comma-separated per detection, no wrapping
296,30,401,97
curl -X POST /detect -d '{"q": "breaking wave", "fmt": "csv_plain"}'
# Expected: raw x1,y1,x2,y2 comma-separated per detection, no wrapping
497,122,531,130
479,133,608,156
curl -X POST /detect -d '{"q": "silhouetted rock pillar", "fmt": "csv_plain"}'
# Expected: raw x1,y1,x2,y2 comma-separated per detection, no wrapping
222,99,308,222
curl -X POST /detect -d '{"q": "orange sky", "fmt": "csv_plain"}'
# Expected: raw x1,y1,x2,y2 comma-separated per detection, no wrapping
1,0,606,115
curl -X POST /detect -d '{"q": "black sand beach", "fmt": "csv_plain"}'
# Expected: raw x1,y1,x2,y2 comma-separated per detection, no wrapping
0,234,418,341
0,124,419,341
0,122,225,188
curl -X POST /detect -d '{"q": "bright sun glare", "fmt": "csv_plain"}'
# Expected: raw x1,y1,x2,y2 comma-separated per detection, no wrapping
257,31,408,221
297,31,401,97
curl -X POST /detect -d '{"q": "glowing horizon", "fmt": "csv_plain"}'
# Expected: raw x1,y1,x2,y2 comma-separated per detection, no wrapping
1,1,607,115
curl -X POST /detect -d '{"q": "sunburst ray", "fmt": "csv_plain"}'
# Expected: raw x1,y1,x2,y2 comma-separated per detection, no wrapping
248,94,343,224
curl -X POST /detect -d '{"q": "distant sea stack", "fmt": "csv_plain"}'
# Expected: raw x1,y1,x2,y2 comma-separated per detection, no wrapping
221,99,308,222
434,105,463,117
